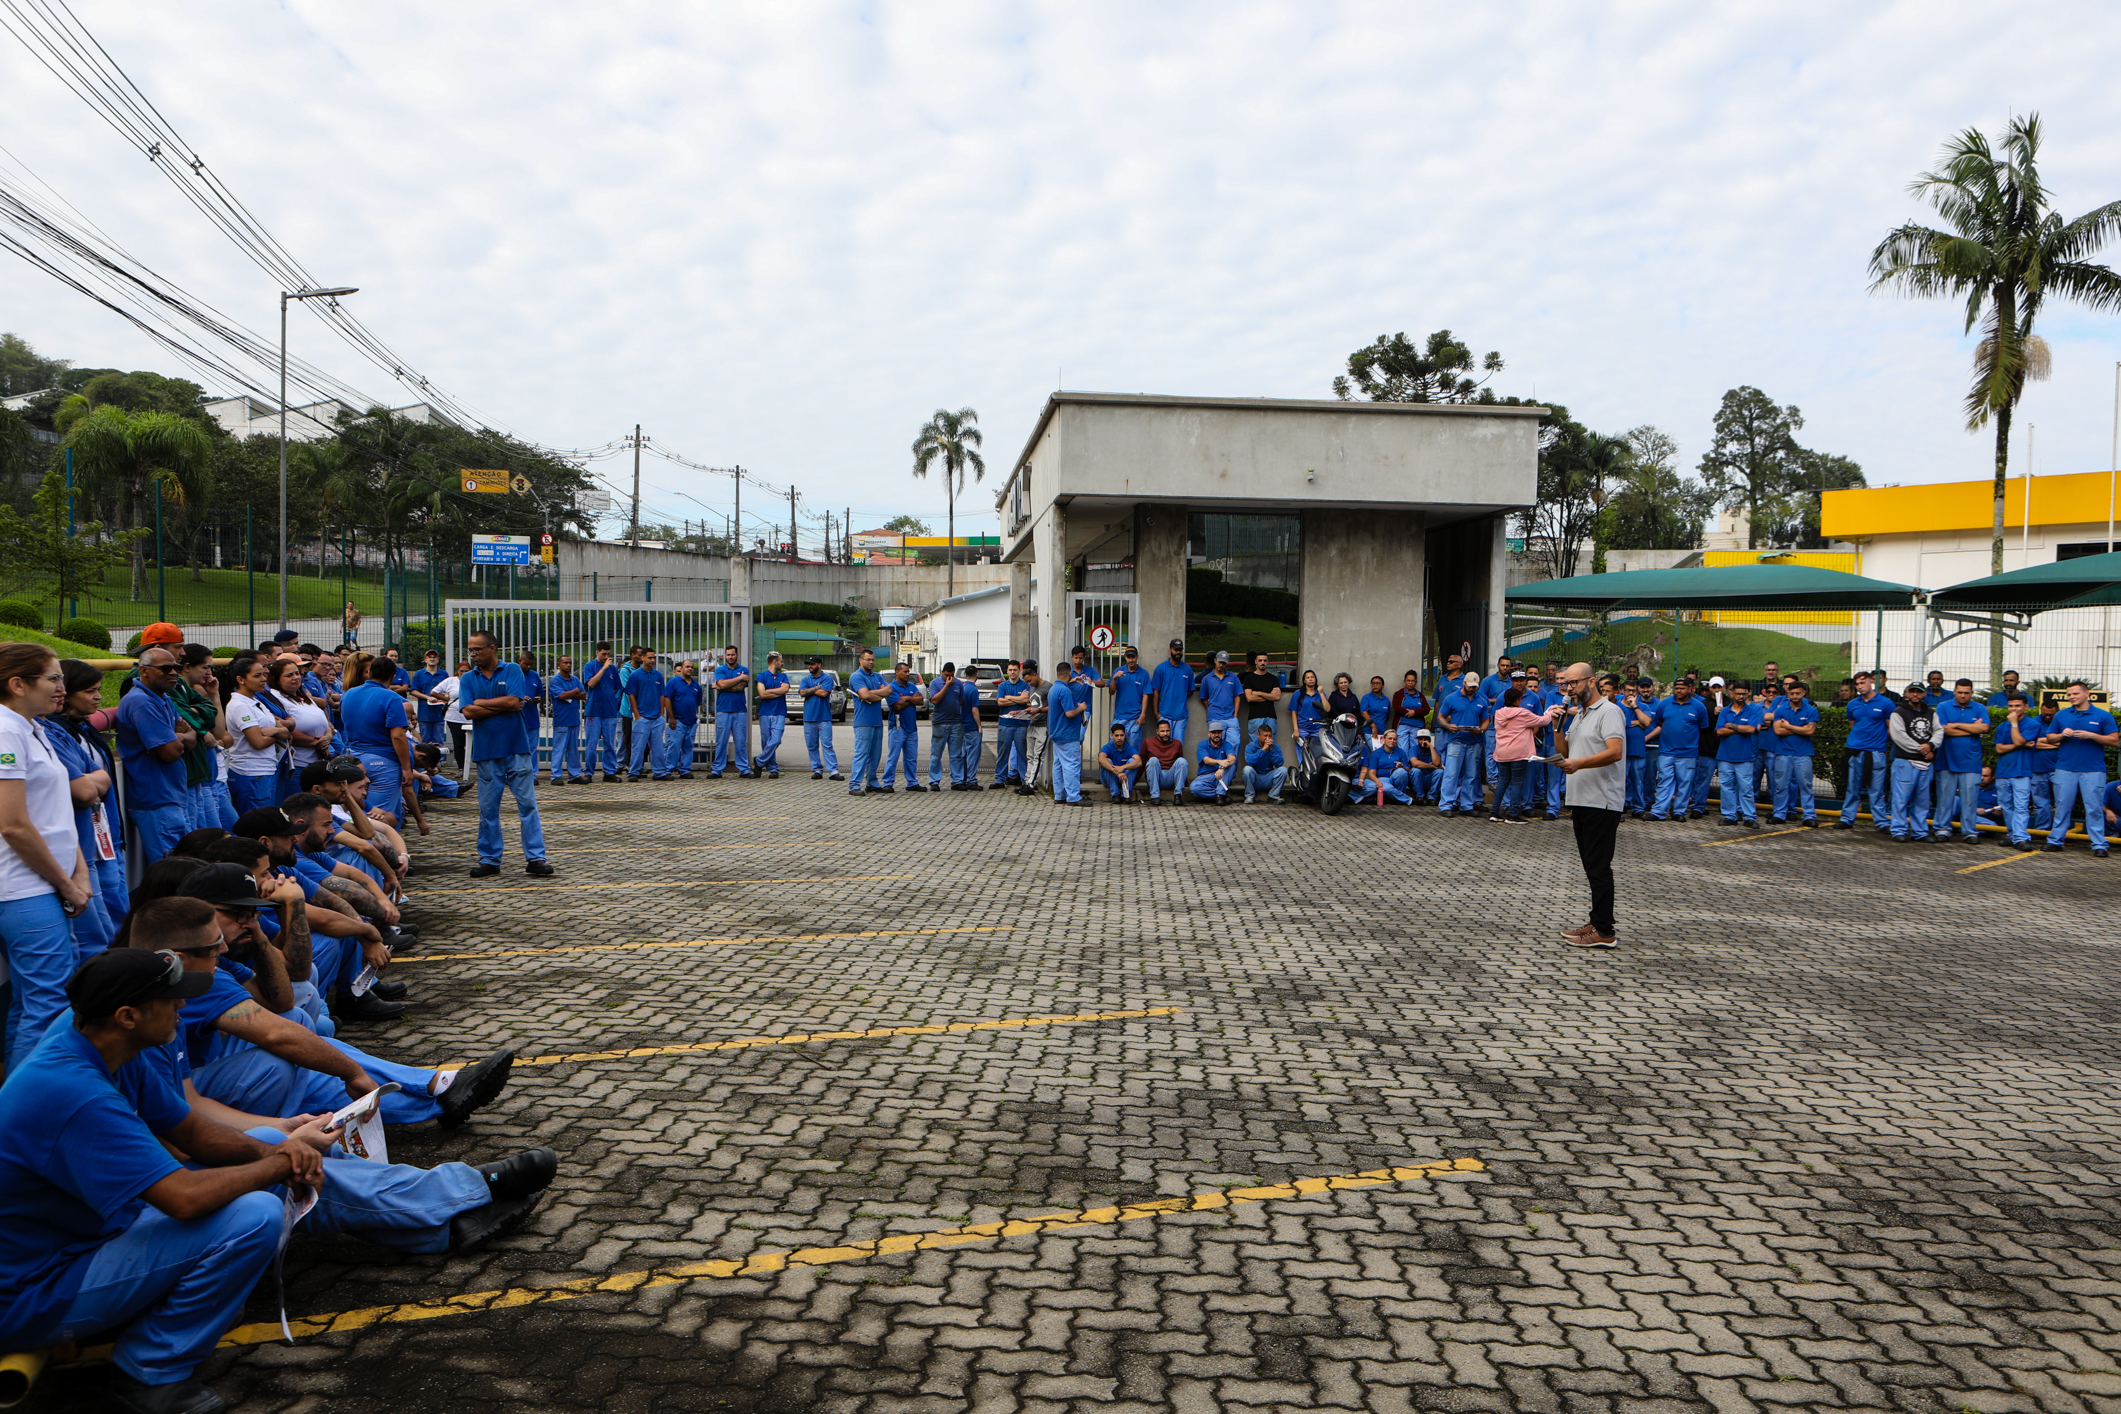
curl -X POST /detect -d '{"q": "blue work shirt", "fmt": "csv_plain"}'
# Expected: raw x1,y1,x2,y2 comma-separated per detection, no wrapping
1359,692,1393,731
1437,690,1488,739
1987,689,2022,709
39,718,114,864
886,677,923,732
1110,666,1151,727
797,672,835,723
928,677,965,726
1196,735,1238,773
547,673,584,728
1844,693,1896,751
1149,661,1195,721
1068,662,1102,691
1047,679,1085,744
712,663,750,715
1715,704,1764,764
1199,670,1243,720
0,1024,190,1348
1098,739,1134,773
1934,699,1989,772
849,668,887,728
1293,691,1327,736
1770,699,1821,758
517,668,543,734
625,665,665,718
583,659,623,716
2050,705,2119,773
1993,715,2045,780
663,674,703,724
338,681,405,757
1478,672,1511,710
1246,739,1284,773
411,668,450,723
755,669,790,719
113,684,187,811
1621,698,1651,757
461,661,535,760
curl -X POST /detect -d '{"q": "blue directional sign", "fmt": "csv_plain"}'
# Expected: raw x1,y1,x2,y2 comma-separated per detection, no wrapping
471,534,533,565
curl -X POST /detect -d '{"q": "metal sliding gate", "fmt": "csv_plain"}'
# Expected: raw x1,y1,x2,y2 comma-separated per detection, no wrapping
1065,591,1140,744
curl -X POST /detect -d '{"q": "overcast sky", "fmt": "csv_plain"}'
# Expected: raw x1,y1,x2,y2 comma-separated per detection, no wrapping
5,2,2121,545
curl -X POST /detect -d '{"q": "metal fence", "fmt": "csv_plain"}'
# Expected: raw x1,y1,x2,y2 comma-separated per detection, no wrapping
442,600,752,675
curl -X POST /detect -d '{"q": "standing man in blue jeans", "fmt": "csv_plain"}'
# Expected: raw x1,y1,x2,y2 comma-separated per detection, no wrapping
1199,651,1243,751
114,647,197,879
581,642,623,782
1047,663,1087,804
1648,678,1705,821
926,662,967,789
1767,678,1821,825
1836,671,1894,831
846,649,887,795
623,653,666,782
411,648,451,750
753,651,790,779
1150,639,1195,748
460,628,551,878
546,655,587,784
710,645,753,779
2041,680,2117,856
882,660,925,792
1886,682,1938,843
1931,678,1990,844
340,654,413,828
1992,692,2044,851
797,656,841,780
1713,683,1762,829
1435,671,1488,817
992,662,1034,787
659,660,702,779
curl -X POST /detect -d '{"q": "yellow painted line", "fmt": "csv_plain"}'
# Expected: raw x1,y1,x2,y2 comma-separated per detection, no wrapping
425,841,839,857
1700,825,1812,847
506,1005,1178,1068
185,1156,1485,1352
393,925,1013,965
406,873,909,896
1956,848,2044,875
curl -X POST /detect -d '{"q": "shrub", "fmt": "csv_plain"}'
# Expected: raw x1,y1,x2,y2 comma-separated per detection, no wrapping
125,631,143,653
758,600,841,623
0,600,42,631
1185,569,1298,626
57,617,111,650
398,619,444,657
212,646,240,659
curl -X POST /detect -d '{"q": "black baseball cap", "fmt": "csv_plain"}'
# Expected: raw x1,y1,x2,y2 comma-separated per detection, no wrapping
1168,638,1183,651
234,806,302,839
69,949,212,1021
271,628,300,645
175,862,273,910
1906,681,1927,694
1021,658,1038,672
807,656,823,667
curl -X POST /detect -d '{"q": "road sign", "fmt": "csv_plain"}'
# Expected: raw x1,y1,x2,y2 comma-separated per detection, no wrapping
540,545,555,565
539,532,554,545
471,533,533,565
461,470,508,494
1089,624,1115,651
510,474,531,495
1459,639,1474,662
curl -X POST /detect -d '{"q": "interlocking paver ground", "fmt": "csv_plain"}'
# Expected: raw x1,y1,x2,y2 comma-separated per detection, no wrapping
32,736,2121,1413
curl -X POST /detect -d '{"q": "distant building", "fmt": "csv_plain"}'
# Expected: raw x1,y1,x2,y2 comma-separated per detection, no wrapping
202,396,450,442
899,585,1011,675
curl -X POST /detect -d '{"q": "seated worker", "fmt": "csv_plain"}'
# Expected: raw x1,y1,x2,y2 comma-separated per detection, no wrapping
1406,728,1442,803
0,948,284,1414
216,816,407,1023
411,742,461,798
283,776,415,945
298,757,408,895
1357,727,1414,805
1140,719,1189,803
1188,723,1237,803
1096,723,1142,803
1243,722,1287,804
152,868,513,1130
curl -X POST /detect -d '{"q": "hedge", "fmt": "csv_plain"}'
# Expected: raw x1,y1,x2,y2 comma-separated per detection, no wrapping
758,600,841,623
0,600,41,631
1187,568,1297,626
57,617,110,650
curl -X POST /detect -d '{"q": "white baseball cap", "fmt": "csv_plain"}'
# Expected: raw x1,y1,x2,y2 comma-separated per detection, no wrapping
1708,675,1726,686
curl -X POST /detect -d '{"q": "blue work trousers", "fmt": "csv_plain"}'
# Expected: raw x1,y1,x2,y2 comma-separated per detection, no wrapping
126,803,190,883
1651,751,1694,819
417,718,449,748
1997,776,2033,845
660,719,698,777
1484,727,1499,786
1441,737,1482,813
1717,760,1756,821
1769,754,1817,822
1363,768,1413,806
2048,770,2109,850
1157,716,1187,749
194,1030,442,1126
929,721,964,785
628,716,665,777
1244,764,1287,802
1691,753,1716,814
2,891,74,1070
549,722,583,781
754,713,786,774
957,728,982,783
584,716,622,774
850,725,882,792
1189,761,1233,798
1888,759,1933,840
1051,740,1083,802
227,771,281,817
993,721,1027,783
883,724,920,786
1931,768,1981,839
2031,773,2055,829
241,1126,488,1255
1624,756,1648,813
1145,760,1188,798
354,750,403,826
1840,748,1888,828
714,710,750,774
1100,765,1137,799
92,850,130,947
804,719,839,774
475,752,547,865
1412,766,1440,802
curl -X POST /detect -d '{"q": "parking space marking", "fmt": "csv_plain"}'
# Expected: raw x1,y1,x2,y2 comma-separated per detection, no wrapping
407,874,910,896
422,840,839,858
1956,848,2045,874
1700,825,1812,847
503,1005,1179,1068
393,925,1013,964
190,1156,1485,1353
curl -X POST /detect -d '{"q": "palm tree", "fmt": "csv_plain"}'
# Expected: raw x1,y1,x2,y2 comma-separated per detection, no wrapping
62,403,214,603
1869,114,2121,682
910,407,985,598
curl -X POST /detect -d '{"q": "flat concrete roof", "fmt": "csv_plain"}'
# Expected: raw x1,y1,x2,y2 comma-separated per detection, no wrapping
1005,389,1551,483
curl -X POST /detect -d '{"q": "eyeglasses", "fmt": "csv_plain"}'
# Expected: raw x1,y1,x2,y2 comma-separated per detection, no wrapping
168,941,223,957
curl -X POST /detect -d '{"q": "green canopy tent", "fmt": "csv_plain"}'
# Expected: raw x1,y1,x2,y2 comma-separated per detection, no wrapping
1926,549,2121,613
1505,563,1921,678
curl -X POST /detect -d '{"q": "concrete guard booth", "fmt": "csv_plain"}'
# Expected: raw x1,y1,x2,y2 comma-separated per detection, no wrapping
995,392,1540,737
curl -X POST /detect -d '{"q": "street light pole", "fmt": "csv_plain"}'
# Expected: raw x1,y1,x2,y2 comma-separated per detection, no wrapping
279,285,358,630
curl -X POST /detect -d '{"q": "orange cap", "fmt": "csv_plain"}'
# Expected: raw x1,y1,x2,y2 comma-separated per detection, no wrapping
139,622,184,646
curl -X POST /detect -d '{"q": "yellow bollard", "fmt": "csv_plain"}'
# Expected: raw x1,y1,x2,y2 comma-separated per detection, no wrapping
0,1349,49,1408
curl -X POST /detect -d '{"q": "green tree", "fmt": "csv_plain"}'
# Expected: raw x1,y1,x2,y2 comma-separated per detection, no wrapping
1697,388,1803,549
910,407,984,597
882,513,930,535
1332,329,1504,403
0,466,142,623
1603,426,1713,550
0,332,69,398
62,403,214,602
1776,449,1866,548
1868,113,2121,683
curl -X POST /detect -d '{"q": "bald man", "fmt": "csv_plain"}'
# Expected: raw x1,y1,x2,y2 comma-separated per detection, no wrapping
1551,662,1626,949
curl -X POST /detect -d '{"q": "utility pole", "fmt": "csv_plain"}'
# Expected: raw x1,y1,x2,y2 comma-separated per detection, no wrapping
734,466,742,557
845,507,851,563
629,424,642,547
789,485,798,562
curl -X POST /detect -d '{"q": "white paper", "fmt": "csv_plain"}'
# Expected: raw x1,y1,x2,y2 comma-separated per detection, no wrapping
328,1082,401,1164
349,964,378,997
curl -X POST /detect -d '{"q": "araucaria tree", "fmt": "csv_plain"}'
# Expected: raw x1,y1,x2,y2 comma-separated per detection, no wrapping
911,408,984,598
1869,113,2121,681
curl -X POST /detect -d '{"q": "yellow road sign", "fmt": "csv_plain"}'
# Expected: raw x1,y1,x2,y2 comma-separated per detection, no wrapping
540,545,555,564
510,474,531,495
461,470,508,494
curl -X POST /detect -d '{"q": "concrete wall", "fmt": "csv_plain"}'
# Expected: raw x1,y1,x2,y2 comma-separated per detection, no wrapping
1299,508,1426,679
557,541,1007,611
1133,503,1189,659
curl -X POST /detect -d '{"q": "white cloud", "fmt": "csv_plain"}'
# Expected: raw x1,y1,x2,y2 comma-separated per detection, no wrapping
5,0,2121,541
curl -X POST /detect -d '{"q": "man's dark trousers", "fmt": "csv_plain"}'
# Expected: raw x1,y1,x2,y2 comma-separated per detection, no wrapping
1571,806,1621,937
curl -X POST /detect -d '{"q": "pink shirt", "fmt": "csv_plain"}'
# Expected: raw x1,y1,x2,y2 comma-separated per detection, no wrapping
1492,705,1545,762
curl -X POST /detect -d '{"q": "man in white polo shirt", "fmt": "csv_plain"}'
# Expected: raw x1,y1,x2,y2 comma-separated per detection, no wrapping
1551,662,1626,950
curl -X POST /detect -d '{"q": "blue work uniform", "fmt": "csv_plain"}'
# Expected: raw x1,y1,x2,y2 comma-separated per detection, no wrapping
1098,738,1138,800
1190,733,1238,798
582,658,624,775
1110,665,1152,759
113,684,189,877
848,667,887,792
1649,697,1707,819
954,677,984,783
1991,713,2044,845
1359,691,1393,735
1840,692,1897,828
1359,737,1412,805
753,668,790,776
1149,660,1196,744
516,669,543,764
410,667,450,747
711,663,752,775
1767,698,1821,823
2046,704,2118,851
1477,671,1511,785
1435,690,1489,814
1715,704,1764,821
1047,677,1085,803
927,675,968,786
546,672,586,781
1619,697,1651,814
1244,736,1287,803
993,678,1034,785
660,674,703,778
1199,669,1244,749
35,720,119,962
1931,699,1990,839
460,660,547,866
624,664,666,777
339,681,409,826
798,671,839,775
883,676,924,787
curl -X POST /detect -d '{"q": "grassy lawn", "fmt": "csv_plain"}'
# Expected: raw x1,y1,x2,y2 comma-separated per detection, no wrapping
1188,614,1298,660
3,563,523,632
1513,617,1853,682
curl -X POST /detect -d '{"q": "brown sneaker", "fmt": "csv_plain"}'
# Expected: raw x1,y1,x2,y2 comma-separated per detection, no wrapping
1559,923,1597,941
1564,932,1618,949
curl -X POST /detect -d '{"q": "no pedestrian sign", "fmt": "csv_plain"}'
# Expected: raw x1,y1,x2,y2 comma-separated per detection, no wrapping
1089,624,1115,651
